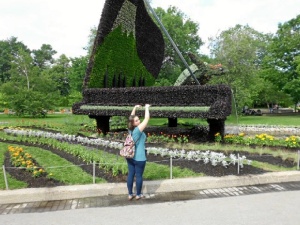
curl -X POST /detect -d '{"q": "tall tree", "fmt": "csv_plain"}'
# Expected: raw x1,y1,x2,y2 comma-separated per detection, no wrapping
84,26,97,57
10,48,38,90
32,44,57,69
209,25,269,110
44,54,71,96
69,56,88,92
0,37,29,83
261,15,300,108
153,6,203,84
1,47,58,117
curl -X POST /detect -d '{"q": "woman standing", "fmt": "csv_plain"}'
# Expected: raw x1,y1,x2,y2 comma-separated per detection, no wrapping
126,104,150,200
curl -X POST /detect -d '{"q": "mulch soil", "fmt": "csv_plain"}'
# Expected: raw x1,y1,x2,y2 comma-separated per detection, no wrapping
1,125,297,188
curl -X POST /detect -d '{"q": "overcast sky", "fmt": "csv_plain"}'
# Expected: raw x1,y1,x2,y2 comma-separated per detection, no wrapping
1,0,299,58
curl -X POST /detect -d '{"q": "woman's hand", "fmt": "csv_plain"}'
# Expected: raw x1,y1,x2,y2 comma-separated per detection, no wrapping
145,104,151,108
135,105,141,108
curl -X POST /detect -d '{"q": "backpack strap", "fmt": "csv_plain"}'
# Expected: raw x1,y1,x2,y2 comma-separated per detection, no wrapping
129,128,142,144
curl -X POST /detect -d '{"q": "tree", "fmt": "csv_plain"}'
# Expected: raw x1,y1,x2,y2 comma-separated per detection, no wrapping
153,6,203,84
1,48,59,117
0,37,30,83
32,44,57,69
261,15,300,108
69,56,88,92
84,26,97,56
44,54,71,96
208,25,269,111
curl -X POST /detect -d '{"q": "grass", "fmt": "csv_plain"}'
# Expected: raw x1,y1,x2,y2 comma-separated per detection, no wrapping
24,145,106,185
149,114,300,127
1,113,300,134
251,161,297,172
0,114,96,135
227,114,300,126
145,162,202,179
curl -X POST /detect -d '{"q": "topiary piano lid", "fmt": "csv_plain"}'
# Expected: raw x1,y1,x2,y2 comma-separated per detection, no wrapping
84,0,165,89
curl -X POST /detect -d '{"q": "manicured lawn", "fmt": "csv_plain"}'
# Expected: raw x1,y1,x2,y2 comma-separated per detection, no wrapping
149,114,300,127
1,113,300,136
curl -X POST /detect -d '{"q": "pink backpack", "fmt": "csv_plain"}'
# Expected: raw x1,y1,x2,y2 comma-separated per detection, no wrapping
120,132,139,158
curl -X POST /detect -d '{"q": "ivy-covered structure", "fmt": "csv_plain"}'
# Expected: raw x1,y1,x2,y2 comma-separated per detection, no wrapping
84,0,164,89
72,0,232,141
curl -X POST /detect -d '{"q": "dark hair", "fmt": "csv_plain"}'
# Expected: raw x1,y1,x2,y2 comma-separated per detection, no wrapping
128,115,136,131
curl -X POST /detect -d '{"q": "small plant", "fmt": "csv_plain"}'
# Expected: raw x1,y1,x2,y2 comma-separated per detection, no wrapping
285,136,300,148
254,133,275,146
214,132,222,143
146,132,189,144
8,146,46,178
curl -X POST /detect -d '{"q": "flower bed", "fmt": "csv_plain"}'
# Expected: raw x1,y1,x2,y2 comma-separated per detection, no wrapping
8,146,46,177
3,128,251,168
1,125,298,190
215,132,300,148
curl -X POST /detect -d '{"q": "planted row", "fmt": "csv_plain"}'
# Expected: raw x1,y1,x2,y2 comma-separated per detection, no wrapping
1,142,105,186
8,146,46,177
215,133,300,148
0,142,27,189
3,128,251,167
0,131,199,179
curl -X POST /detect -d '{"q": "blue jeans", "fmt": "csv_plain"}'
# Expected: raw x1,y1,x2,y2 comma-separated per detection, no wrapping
126,159,146,196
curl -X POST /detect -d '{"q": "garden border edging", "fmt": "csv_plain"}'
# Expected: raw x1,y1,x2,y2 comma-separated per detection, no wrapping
1,171,300,204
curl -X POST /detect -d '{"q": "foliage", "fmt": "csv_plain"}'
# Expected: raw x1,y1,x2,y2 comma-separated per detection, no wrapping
1,78,59,117
32,44,57,69
0,41,61,117
43,54,71,96
209,25,269,111
0,142,28,189
88,26,155,88
0,130,199,179
110,116,127,130
285,136,300,148
216,132,300,148
69,56,88,92
260,15,300,106
0,37,30,84
214,132,222,143
153,6,203,83
147,132,189,144
8,146,46,177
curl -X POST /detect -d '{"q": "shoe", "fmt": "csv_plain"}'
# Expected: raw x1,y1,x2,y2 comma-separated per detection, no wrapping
128,194,135,201
135,194,145,200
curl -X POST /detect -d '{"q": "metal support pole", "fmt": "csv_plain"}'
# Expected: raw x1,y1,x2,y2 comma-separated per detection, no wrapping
237,154,240,175
297,150,300,171
170,157,173,179
144,0,200,85
2,165,9,190
93,161,96,184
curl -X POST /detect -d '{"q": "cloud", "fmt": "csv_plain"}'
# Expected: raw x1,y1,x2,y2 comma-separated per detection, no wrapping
0,0,104,57
152,0,300,54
